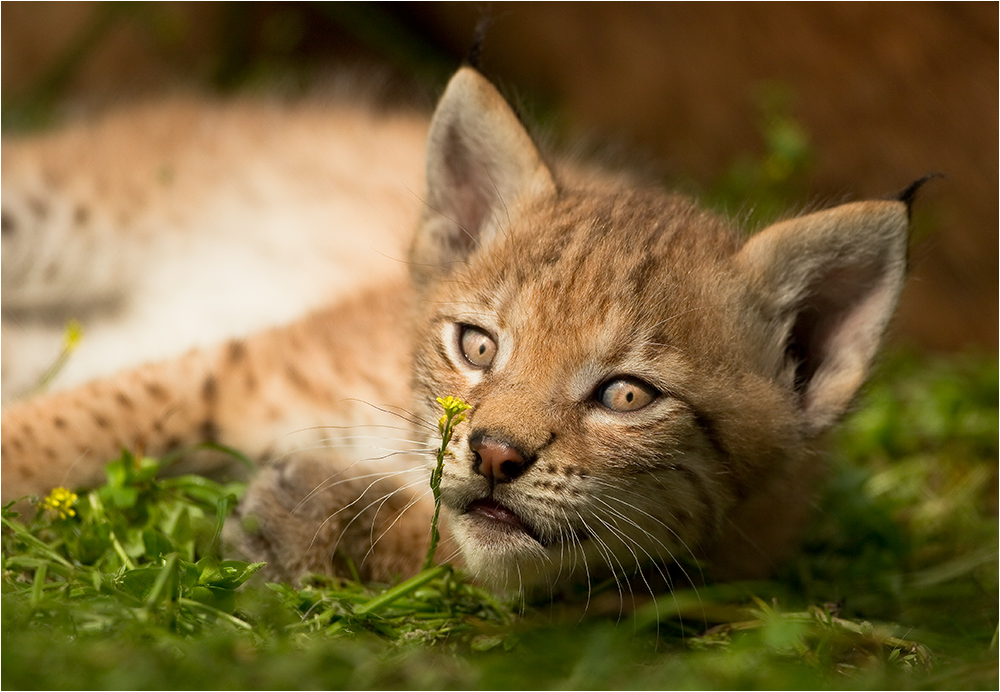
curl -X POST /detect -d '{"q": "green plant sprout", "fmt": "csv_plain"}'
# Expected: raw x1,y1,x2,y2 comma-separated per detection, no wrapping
423,396,471,570
2,450,262,636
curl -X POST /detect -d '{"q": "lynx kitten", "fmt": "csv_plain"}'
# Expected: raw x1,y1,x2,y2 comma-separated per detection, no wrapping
1,68,912,594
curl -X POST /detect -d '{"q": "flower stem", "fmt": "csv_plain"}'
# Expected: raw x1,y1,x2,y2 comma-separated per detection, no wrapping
422,397,470,570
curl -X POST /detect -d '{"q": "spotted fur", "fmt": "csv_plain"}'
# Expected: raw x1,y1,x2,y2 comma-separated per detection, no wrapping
1,68,909,595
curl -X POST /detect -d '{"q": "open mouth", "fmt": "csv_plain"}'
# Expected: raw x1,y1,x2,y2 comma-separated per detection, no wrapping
464,498,544,545
461,498,591,549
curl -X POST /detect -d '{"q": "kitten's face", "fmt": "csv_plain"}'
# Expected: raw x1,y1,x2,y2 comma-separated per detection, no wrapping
406,67,907,593
411,188,801,591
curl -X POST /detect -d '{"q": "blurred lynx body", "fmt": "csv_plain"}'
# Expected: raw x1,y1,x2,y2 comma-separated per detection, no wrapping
1,69,910,594
2,93,426,399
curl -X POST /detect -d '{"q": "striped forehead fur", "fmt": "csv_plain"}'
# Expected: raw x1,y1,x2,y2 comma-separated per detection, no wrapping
447,185,745,353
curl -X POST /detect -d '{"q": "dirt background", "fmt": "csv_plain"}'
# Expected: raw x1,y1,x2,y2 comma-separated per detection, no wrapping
3,2,996,352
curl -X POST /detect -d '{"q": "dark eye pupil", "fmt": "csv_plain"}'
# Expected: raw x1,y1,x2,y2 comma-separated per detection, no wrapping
597,377,658,412
459,325,497,369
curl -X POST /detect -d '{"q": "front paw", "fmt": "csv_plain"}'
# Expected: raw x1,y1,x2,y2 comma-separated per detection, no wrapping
225,453,432,584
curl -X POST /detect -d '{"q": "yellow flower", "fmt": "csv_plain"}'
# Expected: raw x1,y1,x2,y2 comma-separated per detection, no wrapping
40,487,78,519
63,319,84,352
436,396,471,433
425,396,472,570
436,396,471,417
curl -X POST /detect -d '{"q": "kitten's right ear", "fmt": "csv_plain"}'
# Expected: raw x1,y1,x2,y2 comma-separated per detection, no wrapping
410,67,556,286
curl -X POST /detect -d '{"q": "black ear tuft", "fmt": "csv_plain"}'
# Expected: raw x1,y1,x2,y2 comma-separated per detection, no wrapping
466,15,494,71
896,173,944,219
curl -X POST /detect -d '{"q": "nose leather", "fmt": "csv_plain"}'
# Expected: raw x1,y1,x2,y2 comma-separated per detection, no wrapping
470,436,529,483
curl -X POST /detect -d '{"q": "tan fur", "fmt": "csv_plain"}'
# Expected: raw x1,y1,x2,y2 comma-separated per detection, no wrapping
2,94,424,399
1,68,909,594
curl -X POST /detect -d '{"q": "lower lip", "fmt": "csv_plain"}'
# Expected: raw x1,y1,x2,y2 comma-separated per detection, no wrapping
466,499,535,536
462,500,590,548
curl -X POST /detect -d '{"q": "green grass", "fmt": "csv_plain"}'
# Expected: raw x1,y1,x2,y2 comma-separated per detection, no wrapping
3,350,996,689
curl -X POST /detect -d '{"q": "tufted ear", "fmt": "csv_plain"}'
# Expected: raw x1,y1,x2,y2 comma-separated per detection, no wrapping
737,200,909,435
410,67,556,287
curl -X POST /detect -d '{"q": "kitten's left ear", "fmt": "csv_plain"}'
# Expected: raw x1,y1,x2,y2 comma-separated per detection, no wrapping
410,67,556,286
737,200,909,436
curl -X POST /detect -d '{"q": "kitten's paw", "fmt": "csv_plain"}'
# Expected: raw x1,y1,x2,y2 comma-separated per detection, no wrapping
225,453,431,584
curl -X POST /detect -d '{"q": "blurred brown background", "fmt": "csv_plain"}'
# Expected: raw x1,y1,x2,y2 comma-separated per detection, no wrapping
3,2,996,353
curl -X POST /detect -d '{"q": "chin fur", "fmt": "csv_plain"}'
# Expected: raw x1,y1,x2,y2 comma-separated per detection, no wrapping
450,512,561,593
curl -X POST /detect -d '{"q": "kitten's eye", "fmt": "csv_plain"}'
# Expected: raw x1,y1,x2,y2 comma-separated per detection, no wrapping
459,325,497,369
597,377,658,412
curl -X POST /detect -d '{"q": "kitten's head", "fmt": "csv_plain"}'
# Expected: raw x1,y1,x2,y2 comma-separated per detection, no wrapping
409,68,909,593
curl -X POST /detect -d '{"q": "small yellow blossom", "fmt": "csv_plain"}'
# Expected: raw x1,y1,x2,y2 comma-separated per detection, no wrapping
436,396,471,417
436,396,471,432
40,487,78,519
63,319,84,352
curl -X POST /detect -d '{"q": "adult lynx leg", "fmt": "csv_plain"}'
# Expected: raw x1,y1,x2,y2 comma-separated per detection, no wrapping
229,452,444,583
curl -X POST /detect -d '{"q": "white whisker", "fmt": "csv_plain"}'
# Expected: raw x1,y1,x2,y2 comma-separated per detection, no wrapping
362,480,431,565
314,477,424,556
339,398,437,432
297,466,424,520
574,511,629,620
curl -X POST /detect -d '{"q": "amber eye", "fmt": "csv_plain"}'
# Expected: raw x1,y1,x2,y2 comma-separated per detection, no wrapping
597,377,658,412
459,325,497,369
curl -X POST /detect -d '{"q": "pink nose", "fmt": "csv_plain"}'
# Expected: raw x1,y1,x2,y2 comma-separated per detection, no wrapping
470,437,528,483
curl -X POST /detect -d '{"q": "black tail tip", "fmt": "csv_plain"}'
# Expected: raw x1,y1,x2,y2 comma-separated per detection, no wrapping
897,173,944,217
